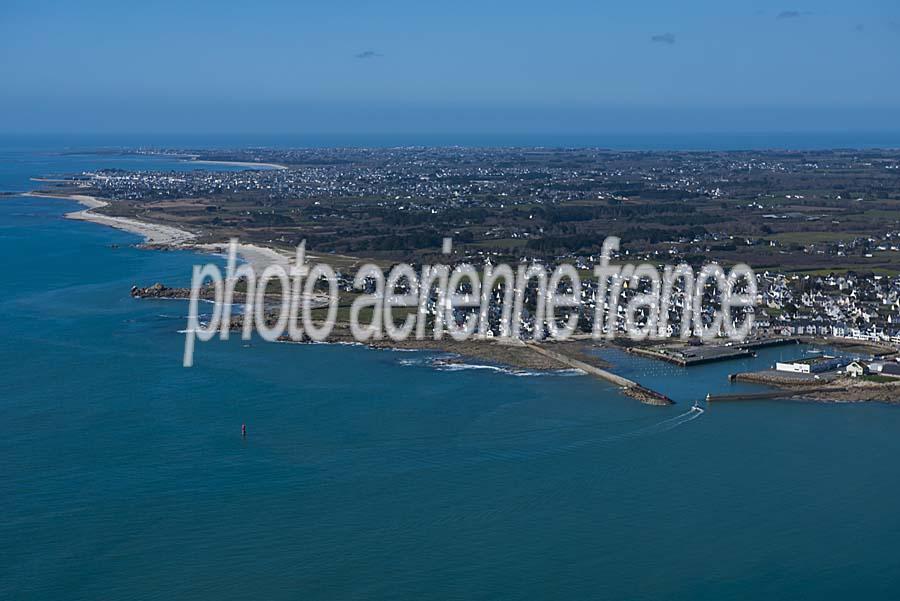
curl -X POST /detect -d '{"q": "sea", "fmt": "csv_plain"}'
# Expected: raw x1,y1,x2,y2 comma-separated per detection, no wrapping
2,136,900,600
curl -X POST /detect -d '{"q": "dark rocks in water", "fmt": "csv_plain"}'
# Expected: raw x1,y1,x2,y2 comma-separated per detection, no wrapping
277,332,311,343
130,282,246,302
130,282,190,299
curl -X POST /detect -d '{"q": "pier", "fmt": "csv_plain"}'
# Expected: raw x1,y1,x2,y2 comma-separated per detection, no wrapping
526,342,674,406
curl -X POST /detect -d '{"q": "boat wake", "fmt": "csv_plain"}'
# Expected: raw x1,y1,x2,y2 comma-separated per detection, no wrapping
601,404,703,443
376,405,704,468
297,401,709,481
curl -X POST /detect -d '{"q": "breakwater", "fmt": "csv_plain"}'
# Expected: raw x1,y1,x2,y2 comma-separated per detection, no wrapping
526,343,674,406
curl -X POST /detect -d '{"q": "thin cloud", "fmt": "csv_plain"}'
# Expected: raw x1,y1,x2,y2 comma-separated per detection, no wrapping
777,10,802,20
354,50,382,59
650,33,676,45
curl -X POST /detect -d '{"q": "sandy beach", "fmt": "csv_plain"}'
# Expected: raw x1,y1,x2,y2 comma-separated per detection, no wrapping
193,242,293,271
131,152,288,171
187,159,288,170
27,192,198,246
25,192,291,270
195,241,362,272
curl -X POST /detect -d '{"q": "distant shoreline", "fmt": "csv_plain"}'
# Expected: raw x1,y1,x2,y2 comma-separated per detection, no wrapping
129,151,288,170
187,159,288,170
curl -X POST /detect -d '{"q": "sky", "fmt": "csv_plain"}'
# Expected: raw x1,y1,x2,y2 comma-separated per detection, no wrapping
1,0,899,135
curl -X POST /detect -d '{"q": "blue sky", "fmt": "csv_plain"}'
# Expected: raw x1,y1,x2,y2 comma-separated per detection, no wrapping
2,0,899,134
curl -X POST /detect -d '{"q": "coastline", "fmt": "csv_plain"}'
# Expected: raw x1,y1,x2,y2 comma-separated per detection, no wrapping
193,241,292,269
186,158,288,170
24,191,285,271
23,190,355,273
730,371,900,404
25,191,196,246
23,191,900,405
126,151,289,171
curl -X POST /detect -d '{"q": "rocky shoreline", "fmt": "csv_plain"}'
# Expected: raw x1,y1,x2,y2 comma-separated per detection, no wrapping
129,282,635,381
130,282,252,302
132,279,900,405
796,380,900,403
733,372,900,404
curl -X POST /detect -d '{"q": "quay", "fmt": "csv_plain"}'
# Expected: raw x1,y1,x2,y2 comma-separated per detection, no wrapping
739,337,800,350
624,345,752,366
623,337,801,367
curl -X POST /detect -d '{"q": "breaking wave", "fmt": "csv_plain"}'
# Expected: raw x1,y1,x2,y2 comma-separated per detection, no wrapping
395,354,584,377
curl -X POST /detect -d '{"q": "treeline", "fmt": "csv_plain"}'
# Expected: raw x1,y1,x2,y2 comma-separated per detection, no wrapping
618,226,709,244
537,203,697,223
365,232,445,250
379,208,490,226
329,229,473,252
525,226,710,252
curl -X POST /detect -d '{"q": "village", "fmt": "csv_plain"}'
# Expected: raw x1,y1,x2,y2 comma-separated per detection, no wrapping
38,146,900,385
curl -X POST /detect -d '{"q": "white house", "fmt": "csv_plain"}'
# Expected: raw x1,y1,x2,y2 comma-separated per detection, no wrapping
846,361,869,377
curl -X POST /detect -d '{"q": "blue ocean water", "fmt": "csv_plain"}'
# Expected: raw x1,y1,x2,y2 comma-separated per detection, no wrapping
2,141,900,600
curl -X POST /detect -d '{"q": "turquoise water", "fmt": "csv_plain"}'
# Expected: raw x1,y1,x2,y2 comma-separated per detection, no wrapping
3,144,900,600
